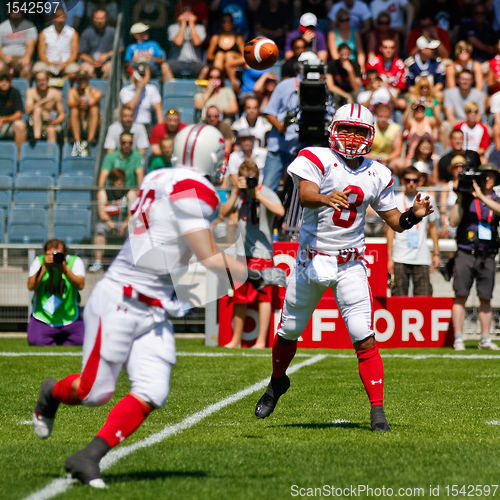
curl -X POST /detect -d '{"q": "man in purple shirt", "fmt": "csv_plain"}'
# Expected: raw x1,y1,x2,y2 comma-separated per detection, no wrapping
284,13,328,63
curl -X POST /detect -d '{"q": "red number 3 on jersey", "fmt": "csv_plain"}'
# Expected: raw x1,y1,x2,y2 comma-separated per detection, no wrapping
332,185,364,228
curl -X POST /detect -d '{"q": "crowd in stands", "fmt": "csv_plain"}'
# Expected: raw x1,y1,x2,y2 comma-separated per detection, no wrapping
5,0,500,263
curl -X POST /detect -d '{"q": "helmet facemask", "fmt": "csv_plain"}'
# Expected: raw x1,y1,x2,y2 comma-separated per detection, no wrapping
328,121,375,160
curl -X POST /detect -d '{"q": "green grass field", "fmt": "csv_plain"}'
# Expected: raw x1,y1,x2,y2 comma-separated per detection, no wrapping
1,337,499,500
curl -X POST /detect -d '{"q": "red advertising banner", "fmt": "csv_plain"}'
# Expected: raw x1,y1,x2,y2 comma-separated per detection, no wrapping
218,242,454,348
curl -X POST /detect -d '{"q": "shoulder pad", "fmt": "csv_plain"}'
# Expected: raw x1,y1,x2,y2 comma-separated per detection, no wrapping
404,56,415,66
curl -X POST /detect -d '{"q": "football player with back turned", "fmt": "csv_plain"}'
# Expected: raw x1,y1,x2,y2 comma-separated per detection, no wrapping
254,104,434,431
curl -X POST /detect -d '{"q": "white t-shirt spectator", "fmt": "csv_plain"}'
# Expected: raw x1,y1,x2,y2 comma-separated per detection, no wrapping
0,18,37,58
167,23,206,62
104,121,150,151
227,146,268,183
29,255,85,278
328,1,372,31
232,115,272,148
119,83,162,125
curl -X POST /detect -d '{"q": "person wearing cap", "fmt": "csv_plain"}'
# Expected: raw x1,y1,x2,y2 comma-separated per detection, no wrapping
119,63,163,130
0,66,26,158
33,7,79,78
67,69,102,156
284,13,328,63
387,165,439,298
227,128,267,187
443,69,486,127
449,163,500,350
405,36,445,98
0,10,37,80
78,8,115,79
439,154,465,239
327,0,372,36
149,108,187,157
125,22,174,82
232,94,272,148
357,68,401,113
407,14,451,59
452,101,490,160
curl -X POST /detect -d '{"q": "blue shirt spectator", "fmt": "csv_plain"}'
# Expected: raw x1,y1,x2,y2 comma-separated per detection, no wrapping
284,13,328,62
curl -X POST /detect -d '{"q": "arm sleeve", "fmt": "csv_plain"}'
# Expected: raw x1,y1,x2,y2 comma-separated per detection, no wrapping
150,86,162,104
149,123,164,145
124,44,133,62
70,256,86,277
136,125,150,149
29,257,41,277
371,176,397,212
479,124,491,149
12,88,24,113
101,153,113,173
287,149,325,187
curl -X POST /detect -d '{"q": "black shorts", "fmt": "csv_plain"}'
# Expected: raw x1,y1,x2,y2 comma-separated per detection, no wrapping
453,249,497,300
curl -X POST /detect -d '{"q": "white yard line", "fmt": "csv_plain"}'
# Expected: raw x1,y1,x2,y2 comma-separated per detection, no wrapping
23,354,327,500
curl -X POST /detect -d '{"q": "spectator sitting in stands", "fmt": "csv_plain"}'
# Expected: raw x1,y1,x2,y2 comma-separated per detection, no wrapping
488,39,500,98
403,99,439,162
204,104,234,159
205,13,245,92
167,4,206,79
89,168,136,273
405,36,445,102
175,0,209,28
407,137,438,186
253,71,278,112
281,37,306,79
104,106,149,156
78,8,115,79
125,23,174,83
27,239,85,346
444,69,486,128
149,108,187,157
366,103,405,178
25,70,65,144
357,69,399,114
33,7,79,79
227,128,267,187
254,0,289,51
407,14,451,59
232,95,272,148
453,101,490,161
132,0,168,32
327,0,372,38
194,66,238,121
326,43,362,106
366,11,399,61
370,0,414,42
98,131,145,190
0,10,37,80
119,63,163,131
328,9,365,73
284,12,328,63
446,40,483,91
0,67,26,159
149,136,174,171
67,69,102,157
86,0,118,26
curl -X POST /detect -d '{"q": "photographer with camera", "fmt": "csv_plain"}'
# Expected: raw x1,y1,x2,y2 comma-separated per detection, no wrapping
449,163,500,351
27,239,86,346
220,160,285,349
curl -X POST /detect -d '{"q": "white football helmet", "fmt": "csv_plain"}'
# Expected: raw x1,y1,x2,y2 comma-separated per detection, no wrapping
172,124,226,184
328,104,375,159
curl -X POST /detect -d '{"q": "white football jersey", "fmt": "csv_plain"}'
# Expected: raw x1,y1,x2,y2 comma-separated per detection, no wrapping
106,168,219,312
288,147,396,254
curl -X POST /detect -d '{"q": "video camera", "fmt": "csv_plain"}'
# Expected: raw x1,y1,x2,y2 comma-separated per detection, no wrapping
457,151,482,194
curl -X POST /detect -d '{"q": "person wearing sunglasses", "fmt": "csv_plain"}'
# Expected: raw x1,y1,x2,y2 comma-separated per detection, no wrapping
366,11,399,60
387,165,439,298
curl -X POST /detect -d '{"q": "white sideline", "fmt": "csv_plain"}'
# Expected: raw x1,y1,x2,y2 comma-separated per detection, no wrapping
23,354,327,500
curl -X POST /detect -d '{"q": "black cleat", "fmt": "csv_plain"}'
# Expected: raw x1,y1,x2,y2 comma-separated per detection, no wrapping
65,437,110,488
33,378,60,439
255,375,290,419
370,405,391,432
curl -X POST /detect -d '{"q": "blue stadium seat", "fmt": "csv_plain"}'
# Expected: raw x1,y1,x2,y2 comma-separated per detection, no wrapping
89,79,107,112
60,157,96,176
0,175,13,214
14,175,54,207
19,157,58,177
177,107,196,124
149,78,161,94
0,141,17,176
7,206,48,243
163,94,195,113
56,175,93,207
62,142,97,159
0,207,4,243
53,207,91,244
21,141,59,161
11,78,29,101
163,80,197,97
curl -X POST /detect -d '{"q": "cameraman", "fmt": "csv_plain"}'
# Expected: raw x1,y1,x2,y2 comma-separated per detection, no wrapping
27,239,85,346
220,160,285,348
449,163,500,350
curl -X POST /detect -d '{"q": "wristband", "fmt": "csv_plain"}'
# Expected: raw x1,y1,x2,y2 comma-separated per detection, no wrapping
399,207,422,230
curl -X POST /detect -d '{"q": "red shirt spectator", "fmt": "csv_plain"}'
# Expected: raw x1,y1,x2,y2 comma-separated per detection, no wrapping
453,103,490,158
149,108,186,156
365,40,407,91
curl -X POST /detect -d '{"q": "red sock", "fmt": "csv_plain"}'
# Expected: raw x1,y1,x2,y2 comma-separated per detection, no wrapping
272,336,297,378
356,345,384,406
97,394,151,448
53,373,80,405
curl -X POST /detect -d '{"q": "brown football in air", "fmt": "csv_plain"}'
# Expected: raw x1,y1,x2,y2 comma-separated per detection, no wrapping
244,37,279,70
